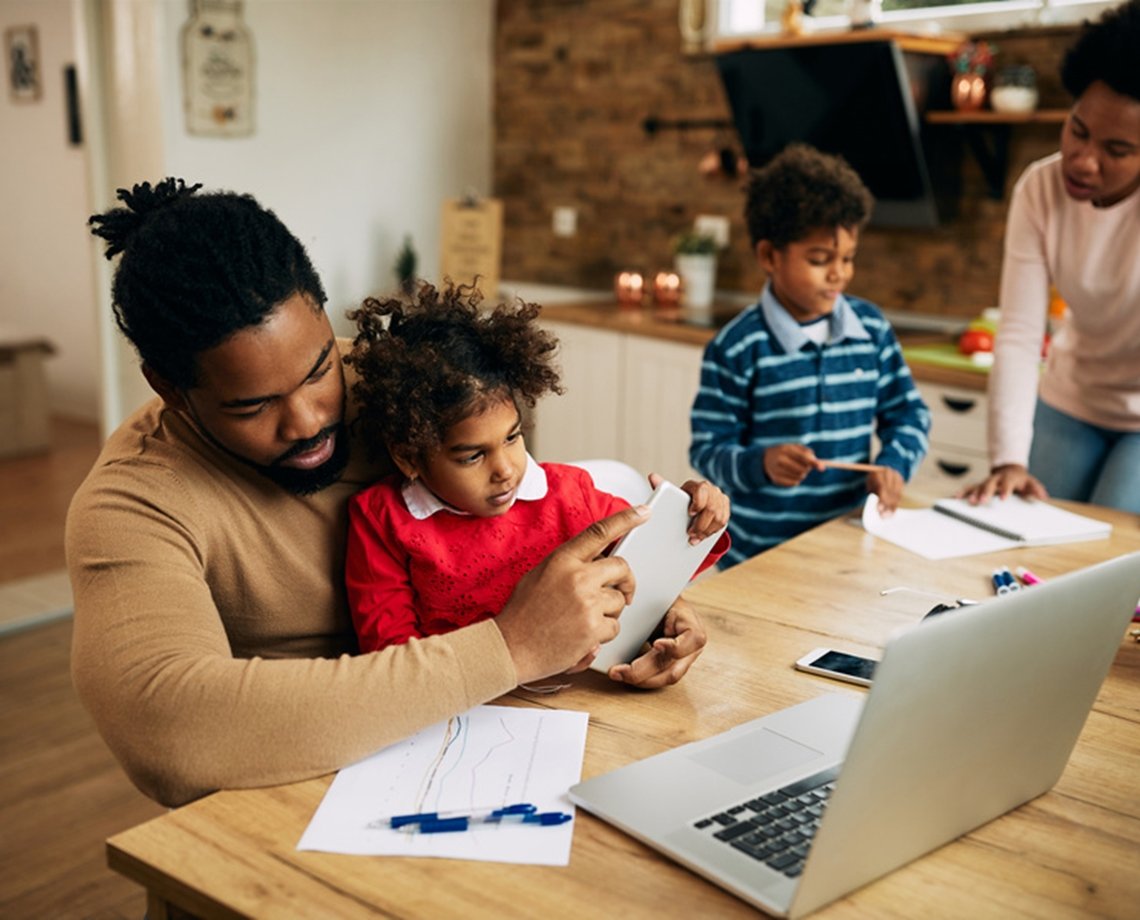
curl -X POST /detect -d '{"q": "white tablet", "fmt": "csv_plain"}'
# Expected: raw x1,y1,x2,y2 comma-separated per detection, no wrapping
589,480,726,673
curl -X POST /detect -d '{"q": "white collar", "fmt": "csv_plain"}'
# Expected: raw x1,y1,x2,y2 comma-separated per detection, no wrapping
760,282,869,352
400,451,549,520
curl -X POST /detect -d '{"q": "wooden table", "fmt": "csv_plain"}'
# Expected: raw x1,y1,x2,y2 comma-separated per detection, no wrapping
109,504,1140,919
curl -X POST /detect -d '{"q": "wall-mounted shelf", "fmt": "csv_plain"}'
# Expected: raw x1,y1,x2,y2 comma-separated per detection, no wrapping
925,109,1067,124
714,28,964,55
925,109,1066,198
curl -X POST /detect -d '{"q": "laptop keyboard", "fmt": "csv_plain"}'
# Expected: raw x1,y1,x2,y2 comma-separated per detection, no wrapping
691,765,840,879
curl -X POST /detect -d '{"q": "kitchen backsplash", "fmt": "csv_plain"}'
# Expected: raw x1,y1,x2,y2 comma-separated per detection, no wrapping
493,1,1076,319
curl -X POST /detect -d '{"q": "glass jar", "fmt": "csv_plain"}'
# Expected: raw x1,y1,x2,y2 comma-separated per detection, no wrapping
990,65,1038,115
848,0,881,30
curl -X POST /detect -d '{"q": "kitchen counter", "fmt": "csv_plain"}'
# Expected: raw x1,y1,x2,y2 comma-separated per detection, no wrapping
540,301,733,347
540,301,988,392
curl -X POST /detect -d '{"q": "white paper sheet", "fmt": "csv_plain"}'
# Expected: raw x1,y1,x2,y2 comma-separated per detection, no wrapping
861,494,1018,559
297,705,588,865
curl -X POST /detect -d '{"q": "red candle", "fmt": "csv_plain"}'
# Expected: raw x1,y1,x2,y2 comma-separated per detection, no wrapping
653,271,681,308
615,271,645,307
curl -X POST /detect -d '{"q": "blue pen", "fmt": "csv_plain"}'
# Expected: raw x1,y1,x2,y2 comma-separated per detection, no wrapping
416,811,573,833
1000,567,1020,592
384,802,571,833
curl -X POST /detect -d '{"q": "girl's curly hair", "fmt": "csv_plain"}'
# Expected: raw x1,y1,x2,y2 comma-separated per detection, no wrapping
345,282,563,465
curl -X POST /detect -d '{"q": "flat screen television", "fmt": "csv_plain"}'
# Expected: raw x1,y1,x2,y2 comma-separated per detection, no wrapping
716,41,960,228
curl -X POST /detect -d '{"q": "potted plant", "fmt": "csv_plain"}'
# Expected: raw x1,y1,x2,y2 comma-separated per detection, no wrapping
673,231,719,312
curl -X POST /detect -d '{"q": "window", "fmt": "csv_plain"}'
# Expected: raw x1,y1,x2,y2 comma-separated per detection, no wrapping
716,0,1116,39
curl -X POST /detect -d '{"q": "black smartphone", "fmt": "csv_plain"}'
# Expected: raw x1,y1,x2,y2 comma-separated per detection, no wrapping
794,648,878,687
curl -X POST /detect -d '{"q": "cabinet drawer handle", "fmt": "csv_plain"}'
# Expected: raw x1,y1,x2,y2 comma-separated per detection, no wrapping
936,459,971,477
940,396,977,413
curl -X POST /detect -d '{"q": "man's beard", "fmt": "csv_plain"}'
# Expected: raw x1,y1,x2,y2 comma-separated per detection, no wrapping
258,421,351,495
193,415,351,496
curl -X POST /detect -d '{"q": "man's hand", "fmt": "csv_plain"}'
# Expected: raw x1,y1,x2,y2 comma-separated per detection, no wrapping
867,466,905,515
495,505,649,685
959,464,1049,505
763,444,825,486
607,598,707,689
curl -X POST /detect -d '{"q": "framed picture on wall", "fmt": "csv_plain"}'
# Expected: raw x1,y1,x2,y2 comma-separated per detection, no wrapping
5,25,41,102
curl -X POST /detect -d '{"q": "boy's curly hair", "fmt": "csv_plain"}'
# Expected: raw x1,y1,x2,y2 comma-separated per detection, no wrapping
345,282,563,465
743,143,873,249
1061,0,1140,104
88,178,327,390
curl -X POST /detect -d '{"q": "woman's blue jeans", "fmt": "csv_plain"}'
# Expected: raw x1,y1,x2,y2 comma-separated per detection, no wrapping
1028,400,1140,513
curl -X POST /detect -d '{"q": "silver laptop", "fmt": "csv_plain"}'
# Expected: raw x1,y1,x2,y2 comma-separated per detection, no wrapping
570,551,1140,918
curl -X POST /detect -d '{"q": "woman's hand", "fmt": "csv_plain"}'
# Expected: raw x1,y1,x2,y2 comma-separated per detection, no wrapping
959,464,1049,505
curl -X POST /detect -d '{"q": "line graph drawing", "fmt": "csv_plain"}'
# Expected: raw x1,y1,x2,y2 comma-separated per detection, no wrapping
369,710,540,830
299,705,587,865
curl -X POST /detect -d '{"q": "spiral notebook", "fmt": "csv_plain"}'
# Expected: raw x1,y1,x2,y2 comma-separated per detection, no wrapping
861,494,1112,560
931,495,1112,545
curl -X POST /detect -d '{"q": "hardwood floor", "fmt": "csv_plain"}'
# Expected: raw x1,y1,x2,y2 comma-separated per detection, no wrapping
0,418,165,918
0,416,104,582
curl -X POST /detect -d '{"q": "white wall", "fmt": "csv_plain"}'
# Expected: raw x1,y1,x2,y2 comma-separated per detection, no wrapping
155,0,495,337
1,0,494,428
0,0,100,420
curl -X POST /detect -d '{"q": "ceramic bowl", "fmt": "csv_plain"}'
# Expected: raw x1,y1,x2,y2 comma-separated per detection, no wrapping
990,86,1039,114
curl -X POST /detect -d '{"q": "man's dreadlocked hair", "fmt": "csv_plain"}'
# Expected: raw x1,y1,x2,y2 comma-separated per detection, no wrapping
88,178,327,390
345,281,563,467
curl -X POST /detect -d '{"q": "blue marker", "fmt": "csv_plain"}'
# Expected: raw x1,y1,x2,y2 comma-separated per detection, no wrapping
992,567,1019,595
992,569,1011,596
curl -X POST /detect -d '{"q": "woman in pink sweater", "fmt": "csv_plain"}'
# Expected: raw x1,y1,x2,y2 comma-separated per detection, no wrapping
966,0,1140,512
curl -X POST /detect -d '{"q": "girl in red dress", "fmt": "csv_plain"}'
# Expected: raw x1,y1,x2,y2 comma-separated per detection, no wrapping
344,282,729,659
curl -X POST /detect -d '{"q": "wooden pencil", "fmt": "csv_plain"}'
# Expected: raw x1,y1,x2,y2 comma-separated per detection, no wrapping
818,459,884,473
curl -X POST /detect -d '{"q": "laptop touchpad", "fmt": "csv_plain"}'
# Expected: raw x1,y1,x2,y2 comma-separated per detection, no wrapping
688,729,822,785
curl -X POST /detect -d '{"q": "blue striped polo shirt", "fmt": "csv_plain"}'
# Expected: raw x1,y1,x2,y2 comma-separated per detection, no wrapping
690,285,930,567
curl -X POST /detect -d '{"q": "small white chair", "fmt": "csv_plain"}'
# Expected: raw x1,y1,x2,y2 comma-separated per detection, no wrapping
568,458,653,505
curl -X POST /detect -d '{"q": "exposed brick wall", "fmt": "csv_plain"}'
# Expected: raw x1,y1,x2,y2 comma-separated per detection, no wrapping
493,1,1077,319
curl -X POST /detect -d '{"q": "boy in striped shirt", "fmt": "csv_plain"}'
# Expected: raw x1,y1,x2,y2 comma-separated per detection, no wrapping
690,144,930,566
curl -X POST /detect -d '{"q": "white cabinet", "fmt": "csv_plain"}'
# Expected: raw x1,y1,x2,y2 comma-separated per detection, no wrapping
531,321,703,486
621,336,703,486
533,321,993,505
907,381,989,505
531,321,622,463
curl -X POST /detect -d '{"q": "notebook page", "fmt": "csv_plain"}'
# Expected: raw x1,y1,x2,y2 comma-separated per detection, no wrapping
932,496,1111,546
861,495,1019,559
